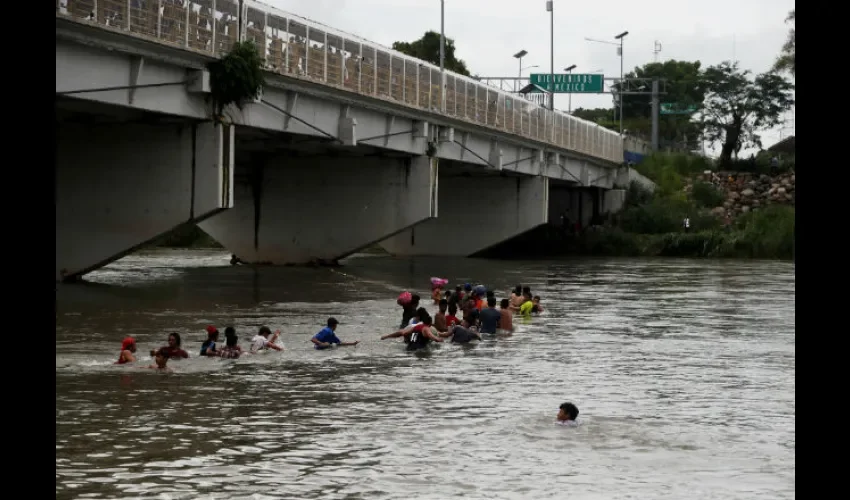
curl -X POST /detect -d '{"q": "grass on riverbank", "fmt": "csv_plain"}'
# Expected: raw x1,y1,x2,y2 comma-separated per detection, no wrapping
576,205,795,259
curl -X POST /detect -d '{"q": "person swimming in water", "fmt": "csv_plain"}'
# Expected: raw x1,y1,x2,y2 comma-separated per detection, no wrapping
116,337,137,364
556,402,579,427
151,333,189,359
439,314,482,344
145,350,173,372
200,326,219,356
381,307,429,341
406,315,443,351
312,317,359,349
251,326,284,353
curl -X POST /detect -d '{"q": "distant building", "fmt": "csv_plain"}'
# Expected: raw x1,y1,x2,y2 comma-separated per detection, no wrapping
768,135,795,155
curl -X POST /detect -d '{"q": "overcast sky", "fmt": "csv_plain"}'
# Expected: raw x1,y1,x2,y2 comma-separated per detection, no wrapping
263,0,795,150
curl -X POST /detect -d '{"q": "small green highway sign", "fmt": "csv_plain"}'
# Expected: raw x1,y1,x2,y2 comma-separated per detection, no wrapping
529,73,604,93
660,103,699,115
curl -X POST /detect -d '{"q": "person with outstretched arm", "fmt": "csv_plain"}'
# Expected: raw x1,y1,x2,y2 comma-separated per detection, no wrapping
312,317,359,350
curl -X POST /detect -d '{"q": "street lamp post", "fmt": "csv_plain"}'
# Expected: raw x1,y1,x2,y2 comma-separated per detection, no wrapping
615,31,629,135
546,1,554,111
440,0,446,112
584,32,628,133
564,64,576,113
513,50,528,92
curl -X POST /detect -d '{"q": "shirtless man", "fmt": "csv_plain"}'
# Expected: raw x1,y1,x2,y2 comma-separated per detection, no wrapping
434,299,449,333
509,285,524,311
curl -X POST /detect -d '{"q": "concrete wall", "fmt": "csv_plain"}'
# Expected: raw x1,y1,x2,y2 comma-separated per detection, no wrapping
548,186,598,228
380,175,548,256
603,189,627,214
615,167,656,192
56,121,233,281
199,155,437,264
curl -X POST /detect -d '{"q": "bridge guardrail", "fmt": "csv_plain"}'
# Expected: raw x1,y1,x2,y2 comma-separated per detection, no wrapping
58,0,624,165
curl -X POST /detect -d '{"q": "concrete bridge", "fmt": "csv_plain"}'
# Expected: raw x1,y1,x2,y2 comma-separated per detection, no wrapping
56,0,640,282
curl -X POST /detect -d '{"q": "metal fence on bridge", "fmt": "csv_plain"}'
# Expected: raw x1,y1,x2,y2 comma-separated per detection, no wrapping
57,0,624,164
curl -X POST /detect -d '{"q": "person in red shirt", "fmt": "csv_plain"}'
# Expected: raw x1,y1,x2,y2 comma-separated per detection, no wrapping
151,332,189,359
445,303,460,329
116,337,137,364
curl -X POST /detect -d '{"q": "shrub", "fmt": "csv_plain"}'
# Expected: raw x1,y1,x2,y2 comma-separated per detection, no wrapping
691,180,725,208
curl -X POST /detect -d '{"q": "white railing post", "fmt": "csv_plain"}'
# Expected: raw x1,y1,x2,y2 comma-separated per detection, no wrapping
156,0,162,39
184,1,189,47
211,0,216,54
323,32,328,82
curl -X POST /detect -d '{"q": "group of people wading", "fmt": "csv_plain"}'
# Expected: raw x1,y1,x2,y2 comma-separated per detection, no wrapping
113,280,544,370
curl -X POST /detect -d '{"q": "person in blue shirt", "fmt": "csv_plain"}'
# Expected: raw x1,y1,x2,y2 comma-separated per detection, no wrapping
312,317,360,350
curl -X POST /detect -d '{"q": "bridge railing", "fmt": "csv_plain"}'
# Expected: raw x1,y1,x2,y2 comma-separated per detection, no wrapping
57,0,624,165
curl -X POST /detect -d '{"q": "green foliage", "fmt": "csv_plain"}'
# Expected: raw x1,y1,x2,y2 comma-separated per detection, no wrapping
610,60,706,147
616,60,706,120
633,153,712,196
392,31,471,76
691,180,724,208
701,61,795,165
207,41,265,117
774,10,795,76
625,180,654,209
572,107,615,124
732,205,795,258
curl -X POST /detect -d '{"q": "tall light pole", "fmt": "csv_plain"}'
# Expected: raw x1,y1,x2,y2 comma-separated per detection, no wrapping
615,31,629,135
513,50,528,92
440,0,446,112
564,64,576,113
546,1,554,111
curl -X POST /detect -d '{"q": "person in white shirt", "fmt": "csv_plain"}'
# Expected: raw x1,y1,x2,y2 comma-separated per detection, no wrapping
556,402,580,427
251,326,284,353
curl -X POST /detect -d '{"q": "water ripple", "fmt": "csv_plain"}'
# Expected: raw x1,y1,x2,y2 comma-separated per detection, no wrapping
56,250,794,499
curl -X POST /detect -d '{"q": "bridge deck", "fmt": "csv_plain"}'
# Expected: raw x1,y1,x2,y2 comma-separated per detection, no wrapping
57,0,623,165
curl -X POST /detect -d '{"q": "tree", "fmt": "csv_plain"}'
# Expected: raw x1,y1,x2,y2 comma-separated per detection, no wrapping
572,107,615,124
773,10,795,76
392,31,471,76
700,61,794,164
610,60,706,149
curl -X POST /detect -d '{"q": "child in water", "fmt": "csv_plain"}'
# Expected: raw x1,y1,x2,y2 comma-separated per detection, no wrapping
145,351,173,372
556,402,579,427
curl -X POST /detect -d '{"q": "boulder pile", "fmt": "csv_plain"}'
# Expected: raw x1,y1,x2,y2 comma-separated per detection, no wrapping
689,171,795,219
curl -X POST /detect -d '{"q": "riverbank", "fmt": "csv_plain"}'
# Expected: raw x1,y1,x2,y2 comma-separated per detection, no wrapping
484,153,795,260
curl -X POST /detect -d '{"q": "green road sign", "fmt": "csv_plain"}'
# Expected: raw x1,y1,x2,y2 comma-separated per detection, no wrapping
660,103,698,115
529,73,604,93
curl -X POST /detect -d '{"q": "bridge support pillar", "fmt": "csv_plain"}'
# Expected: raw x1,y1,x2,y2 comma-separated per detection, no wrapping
379,175,548,256
56,121,234,282
547,184,598,229
199,155,438,264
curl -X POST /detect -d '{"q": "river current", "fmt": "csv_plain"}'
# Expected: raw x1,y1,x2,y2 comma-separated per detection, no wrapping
56,249,795,499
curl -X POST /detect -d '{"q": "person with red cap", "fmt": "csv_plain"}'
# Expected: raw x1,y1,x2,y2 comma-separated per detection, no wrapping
200,326,219,356
115,337,137,364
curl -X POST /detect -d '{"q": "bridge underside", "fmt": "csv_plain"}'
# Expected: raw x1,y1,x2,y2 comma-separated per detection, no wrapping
55,97,234,282
197,127,438,265
55,97,633,281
